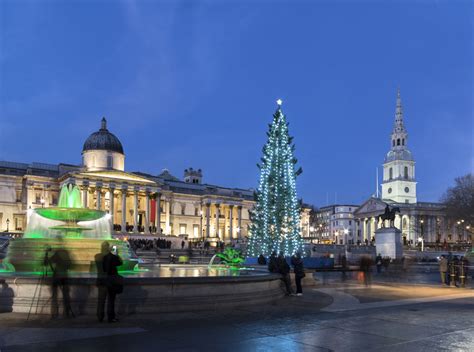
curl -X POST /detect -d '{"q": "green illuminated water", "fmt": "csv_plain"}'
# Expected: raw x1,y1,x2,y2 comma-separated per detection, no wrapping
58,183,82,208
23,183,110,239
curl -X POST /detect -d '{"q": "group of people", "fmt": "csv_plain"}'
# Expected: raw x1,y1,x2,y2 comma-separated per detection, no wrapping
439,254,470,287
112,224,159,233
263,251,305,296
43,239,123,322
128,238,173,251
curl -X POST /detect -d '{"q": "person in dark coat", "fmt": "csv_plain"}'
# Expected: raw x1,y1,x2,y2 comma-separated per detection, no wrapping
375,254,383,273
44,240,74,318
277,251,292,295
258,254,267,265
97,242,123,323
291,252,305,296
268,251,278,273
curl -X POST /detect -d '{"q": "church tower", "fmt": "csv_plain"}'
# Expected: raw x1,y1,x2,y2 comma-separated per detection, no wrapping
381,89,417,204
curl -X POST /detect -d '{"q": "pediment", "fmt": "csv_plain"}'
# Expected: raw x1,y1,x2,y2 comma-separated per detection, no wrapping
354,197,387,216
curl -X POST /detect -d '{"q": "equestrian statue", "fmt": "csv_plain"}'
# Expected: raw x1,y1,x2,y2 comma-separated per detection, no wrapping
378,204,400,228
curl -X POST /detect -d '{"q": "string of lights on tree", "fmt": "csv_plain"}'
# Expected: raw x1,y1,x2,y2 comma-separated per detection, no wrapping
248,99,304,257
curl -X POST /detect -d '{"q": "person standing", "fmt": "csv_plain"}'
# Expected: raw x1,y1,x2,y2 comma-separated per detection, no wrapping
291,253,305,296
268,251,278,273
439,255,448,286
277,252,292,295
102,243,123,323
375,254,383,273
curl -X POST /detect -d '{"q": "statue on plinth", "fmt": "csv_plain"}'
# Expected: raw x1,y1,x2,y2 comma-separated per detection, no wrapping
378,204,400,228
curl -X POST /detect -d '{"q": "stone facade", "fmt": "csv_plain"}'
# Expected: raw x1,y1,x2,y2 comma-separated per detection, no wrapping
0,118,310,243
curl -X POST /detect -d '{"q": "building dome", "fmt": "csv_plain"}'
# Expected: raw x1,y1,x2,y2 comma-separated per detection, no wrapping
384,149,413,163
82,118,124,154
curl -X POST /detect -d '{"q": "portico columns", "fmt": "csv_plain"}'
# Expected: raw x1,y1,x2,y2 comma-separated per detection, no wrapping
96,186,102,210
229,205,234,240
133,190,139,233
237,206,242,240
205,203,211,238
155,192,161,234
121,189,127,232
109,186,115,225
165,198,171,235
215,204,220,238
145,191,150,234
83,185,88,208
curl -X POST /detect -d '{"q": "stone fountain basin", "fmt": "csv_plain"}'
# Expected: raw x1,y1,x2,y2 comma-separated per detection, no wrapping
5,238,137,273
35,207,105,222
0,266,284,314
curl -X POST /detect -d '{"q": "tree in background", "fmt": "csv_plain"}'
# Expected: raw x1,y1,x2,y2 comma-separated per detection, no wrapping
248,100,303,257
441,173,473,237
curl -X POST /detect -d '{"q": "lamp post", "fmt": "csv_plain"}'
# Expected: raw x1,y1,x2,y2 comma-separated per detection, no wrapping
40,197,45,208
6,218,10,232
420,219,424,251
343,228,349,245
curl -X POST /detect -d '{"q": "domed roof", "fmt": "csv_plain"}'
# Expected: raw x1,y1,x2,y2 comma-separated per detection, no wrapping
384,149,413,163
82,118,124,154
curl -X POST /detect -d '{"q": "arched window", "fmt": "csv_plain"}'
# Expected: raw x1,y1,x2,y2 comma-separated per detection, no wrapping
107,155,113,168
397,139,400,146
402,138,405,146
404,166,408,179
389,167,393,180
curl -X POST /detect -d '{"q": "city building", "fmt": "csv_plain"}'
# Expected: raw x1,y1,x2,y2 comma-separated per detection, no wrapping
0,118,311,243
310,204,359,244
353,90,456,246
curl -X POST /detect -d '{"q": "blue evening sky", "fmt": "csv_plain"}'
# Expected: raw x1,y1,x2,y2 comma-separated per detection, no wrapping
0,0,472,206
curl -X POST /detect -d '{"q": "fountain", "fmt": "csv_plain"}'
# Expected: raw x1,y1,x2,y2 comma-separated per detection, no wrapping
5,184,137,272
0,184,283,315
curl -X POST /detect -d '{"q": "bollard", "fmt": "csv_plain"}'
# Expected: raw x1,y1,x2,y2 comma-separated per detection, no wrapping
450,261,456,287
459,260,465,288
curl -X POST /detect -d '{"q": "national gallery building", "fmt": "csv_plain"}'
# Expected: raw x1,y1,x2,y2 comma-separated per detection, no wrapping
1,118,299,243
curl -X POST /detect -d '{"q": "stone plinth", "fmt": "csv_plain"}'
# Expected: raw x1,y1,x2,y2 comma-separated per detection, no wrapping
375,227,403,259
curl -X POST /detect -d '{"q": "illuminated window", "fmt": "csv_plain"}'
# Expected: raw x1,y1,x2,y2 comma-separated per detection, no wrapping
179,224,186,235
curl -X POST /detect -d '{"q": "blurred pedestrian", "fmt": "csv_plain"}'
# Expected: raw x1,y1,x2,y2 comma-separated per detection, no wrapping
277,251,292,295
291,252,305,296
439,255,448,286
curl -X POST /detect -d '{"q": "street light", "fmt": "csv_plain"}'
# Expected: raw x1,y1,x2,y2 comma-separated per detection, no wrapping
420,219,424,251
343,228,349,245
6,218,10,232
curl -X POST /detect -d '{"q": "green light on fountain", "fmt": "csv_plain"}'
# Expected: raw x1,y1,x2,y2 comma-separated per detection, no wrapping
32,184,106,239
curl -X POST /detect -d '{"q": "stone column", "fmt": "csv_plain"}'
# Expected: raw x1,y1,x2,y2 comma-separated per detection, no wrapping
145,191,150,234
83,185,88,208
109,186,115,226
237,206,242,240
229,205,234,240
215,203,220,238
205,203,211,238
121,188,127,232
133,190,139,233
165,198,171,235
96,186,102,210
155,192,161,234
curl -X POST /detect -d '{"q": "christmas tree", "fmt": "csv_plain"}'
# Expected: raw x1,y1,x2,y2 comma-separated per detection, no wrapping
248,99,304,257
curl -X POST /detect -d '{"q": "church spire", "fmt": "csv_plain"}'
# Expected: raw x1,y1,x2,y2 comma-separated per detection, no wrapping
391,88,408,150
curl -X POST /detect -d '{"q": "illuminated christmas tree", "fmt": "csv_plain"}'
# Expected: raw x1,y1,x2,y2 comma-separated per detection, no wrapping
248,99,303,257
